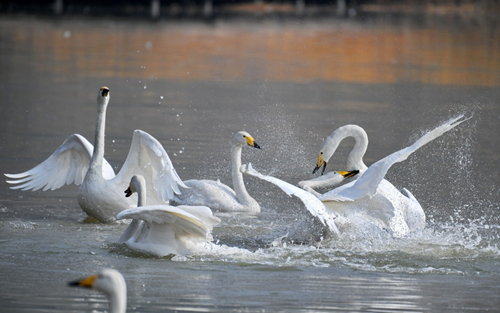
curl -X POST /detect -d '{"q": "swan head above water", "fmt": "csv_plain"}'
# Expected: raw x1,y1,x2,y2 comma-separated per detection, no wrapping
234,131,261,149
124,175,145,198
97,86,110,109
69,268,127,313
312,125,368,175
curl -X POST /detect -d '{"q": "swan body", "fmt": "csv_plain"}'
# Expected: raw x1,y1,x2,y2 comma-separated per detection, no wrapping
5,87,186,223
305,115,470,236
172,131,261,213
117,175,220,257
69,268,127,313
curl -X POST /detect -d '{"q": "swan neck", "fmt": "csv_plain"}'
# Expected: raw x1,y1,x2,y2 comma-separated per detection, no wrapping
108,289,127,313
90,103,107,171
136,181,146,207
345,127,369,171
231,145,252,204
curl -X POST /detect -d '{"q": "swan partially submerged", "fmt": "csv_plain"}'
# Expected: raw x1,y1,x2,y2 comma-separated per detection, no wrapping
302,115,470,236
172,131,261,213
5,87,186,222
117,175,220,257
69,268,127,313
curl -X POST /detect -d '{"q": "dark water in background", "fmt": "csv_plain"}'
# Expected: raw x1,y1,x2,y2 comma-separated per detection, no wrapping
0,14,499,312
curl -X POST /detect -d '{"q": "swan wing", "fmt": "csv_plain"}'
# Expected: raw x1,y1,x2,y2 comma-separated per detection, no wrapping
175,205,221,229
114,130,188,202
5,134,115,191
242,163,340,235
320,114,470,202
117,205,209,239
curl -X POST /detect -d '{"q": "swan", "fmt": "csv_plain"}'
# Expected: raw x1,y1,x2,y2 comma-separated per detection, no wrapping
241,163,346,236
69,268,127,313
302,115,470,236
117,175,220,257
172,131,261,213
5,87,186,223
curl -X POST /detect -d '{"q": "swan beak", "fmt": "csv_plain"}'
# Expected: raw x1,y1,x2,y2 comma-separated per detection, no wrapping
312,153,327,175
68,274,97,289
124,185,134,197
337,170,359,178
246,136,261,149
100,86,110,97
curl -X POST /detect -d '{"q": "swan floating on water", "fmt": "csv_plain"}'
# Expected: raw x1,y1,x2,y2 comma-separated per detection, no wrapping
5,87,186,223
301,115,470,236
69,268,127,313
117,175,220,257
172,131,261,213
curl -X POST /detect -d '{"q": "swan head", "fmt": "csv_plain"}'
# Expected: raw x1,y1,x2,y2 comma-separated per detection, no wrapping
124,175,146,197
313,125,366,175
97,86,110,108
69,268,127,306
234,131,260,149
312,137,340,175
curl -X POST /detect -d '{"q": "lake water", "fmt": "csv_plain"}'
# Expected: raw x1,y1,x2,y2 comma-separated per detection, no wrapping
0,13,499,312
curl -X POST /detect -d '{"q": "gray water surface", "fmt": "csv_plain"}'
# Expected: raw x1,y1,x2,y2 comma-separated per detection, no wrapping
0,15,499,312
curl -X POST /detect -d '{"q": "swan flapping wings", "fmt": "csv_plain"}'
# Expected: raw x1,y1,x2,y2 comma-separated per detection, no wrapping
5,134,115,191
113,130,188,203
319,114,471,203
241,163,342,236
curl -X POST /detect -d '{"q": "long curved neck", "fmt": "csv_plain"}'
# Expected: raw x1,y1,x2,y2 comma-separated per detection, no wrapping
343,125,369,171
136,181,146,207
108,289,127,313
231,145,254,205
90,103,107,172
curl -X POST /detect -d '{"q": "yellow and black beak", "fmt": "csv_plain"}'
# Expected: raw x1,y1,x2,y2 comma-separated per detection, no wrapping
124,185,133,197
336,170,359,179
68,274,98,289
245,136,261,149
312,153,327,175
101,86,110,97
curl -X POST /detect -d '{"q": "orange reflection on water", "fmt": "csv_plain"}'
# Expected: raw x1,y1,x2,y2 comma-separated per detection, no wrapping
3,19,499,86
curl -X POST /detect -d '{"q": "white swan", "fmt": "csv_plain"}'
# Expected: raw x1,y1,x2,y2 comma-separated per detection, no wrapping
69,268,127,313
117,175,220,257
302,115,470,236
241,163,346,236
172,131,261,213
5,87,186,223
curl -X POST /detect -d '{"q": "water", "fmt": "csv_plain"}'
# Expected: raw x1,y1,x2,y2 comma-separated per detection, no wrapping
1,14,500,312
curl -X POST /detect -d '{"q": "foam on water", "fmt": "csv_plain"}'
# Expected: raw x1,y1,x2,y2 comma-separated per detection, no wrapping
108,201,498,276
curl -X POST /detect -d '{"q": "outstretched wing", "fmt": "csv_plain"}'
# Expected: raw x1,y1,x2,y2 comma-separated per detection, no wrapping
5,134,115,191
242,163,341,236
114,130,187,203
116,205,209,239
320,114,470,202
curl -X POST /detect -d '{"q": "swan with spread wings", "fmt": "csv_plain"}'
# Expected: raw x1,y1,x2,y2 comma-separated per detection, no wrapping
5,87,187,222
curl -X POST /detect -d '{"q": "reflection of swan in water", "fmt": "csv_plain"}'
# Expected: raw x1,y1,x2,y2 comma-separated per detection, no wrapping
5,87,186,223
172,131,261,213
69,268,127,313
117,175,220,257
302,115,470,236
